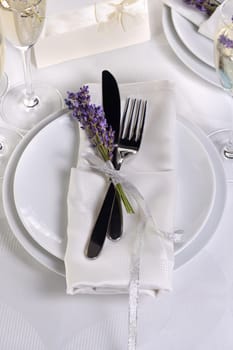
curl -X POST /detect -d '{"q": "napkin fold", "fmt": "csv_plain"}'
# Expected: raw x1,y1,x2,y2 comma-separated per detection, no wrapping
163,0,206,26
163,0,222,40
34,0,150,68
198,6,221,40
64,80,176,296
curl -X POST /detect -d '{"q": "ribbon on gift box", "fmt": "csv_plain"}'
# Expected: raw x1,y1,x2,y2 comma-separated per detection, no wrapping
95,0,147,31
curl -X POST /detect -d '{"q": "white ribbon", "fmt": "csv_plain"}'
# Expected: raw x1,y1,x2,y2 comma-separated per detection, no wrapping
95,0,146,31
82,152,183,350
84,153,182,241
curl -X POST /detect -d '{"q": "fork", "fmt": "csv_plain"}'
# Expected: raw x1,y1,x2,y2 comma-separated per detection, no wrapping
107,98,147,240
85,98,147,259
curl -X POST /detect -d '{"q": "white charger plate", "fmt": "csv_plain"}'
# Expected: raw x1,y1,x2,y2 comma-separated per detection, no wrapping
171,9,214,68
162,6,220,88
2,109,226,275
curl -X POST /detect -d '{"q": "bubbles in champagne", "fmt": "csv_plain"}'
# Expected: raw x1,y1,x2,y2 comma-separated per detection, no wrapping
0,0,46,48
215,26,233,93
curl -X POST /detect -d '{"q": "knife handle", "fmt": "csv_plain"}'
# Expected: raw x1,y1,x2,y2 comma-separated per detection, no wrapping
86,182,116,258
107,185,123,241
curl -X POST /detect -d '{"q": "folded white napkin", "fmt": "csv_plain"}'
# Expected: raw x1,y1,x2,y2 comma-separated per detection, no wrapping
64,80,176,296
163,0,222,40
198,6,221,40
34,0,150,68
163,0,206,26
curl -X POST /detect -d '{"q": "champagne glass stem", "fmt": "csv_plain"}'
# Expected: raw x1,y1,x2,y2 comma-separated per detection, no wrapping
222,96,233,159
0,140,6,155
223,133,233,158
21,46,39,108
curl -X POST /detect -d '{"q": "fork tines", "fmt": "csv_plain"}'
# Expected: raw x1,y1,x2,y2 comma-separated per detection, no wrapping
121,98,147,147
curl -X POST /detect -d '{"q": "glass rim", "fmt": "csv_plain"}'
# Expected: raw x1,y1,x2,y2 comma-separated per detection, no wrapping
0,0,43,13
220,0,233,27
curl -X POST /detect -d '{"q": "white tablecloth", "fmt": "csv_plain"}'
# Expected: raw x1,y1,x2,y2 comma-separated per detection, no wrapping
1,0,233,349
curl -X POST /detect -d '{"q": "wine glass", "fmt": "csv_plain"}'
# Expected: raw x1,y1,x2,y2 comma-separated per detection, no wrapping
0,15,22,179
209,0,233,179
0,0,63,131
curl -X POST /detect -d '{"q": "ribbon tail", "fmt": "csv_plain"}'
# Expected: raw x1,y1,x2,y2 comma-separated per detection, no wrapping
128,219,145,350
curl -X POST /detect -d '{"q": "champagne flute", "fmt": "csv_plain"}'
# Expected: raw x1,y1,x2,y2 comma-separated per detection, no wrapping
0,0,63,131
0,11,7,97
0,15,22,179
210,0,233,178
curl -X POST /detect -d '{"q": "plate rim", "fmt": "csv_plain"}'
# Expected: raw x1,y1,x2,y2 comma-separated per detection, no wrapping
2,109,67,276
13,110,78,259
174,116,226,268
174,118,216,257
162,5,220,88
171,8,214,68
2,110,227,275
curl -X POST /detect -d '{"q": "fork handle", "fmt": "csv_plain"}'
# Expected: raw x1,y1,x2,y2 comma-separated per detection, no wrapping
86,182,121,258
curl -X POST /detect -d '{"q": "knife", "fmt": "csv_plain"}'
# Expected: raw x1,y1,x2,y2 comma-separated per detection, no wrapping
85,70,122,258
102,70,123,241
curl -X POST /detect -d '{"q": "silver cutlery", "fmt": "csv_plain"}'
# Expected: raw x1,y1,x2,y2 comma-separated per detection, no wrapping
86,97,147,259
117,98,147,170
102,70,123,241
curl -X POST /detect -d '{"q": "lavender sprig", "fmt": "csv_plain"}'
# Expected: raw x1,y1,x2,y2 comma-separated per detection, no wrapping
65,86,115,161
65,85,134,214
218,33,233,49
183,0,222,16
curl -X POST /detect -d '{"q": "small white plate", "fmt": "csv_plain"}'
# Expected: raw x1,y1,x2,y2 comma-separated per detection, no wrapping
171,9,214,68
162,6,220,88
2,109,226,275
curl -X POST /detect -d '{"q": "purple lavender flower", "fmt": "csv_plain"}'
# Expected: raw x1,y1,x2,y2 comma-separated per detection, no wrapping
65,85,134,214
65,86,115,160
183,0,221,16
218,34,233,49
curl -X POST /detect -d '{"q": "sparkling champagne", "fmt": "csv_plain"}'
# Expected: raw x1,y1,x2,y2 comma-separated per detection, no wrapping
215,25,233,93
0,0,46,48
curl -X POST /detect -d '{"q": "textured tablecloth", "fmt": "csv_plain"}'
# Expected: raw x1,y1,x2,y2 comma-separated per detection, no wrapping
1,0,233,349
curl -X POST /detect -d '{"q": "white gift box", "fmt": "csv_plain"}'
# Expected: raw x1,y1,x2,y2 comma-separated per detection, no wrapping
34,0,151,68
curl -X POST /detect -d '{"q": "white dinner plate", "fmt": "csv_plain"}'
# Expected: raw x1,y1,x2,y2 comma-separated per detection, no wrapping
2,108,226,275
162,6,220,88
13,109,214,260
171,9,214,68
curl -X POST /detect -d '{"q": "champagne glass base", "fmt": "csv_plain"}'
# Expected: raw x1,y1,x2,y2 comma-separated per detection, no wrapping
1,81,63,131
208,128,233,182
0,127,22,179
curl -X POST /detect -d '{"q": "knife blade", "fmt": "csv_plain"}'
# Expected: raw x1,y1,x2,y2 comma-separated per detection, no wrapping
102,70,123,240
85,71,122,258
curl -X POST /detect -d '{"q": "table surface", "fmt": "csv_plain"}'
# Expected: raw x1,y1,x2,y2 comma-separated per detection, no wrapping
1,1,233,349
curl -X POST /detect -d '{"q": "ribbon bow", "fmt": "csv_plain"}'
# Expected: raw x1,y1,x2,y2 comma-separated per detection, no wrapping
95,0,146,31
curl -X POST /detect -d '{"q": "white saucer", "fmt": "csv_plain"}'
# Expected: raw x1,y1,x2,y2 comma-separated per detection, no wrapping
162,6,220,88
171,9,214,68
2,108,226,275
